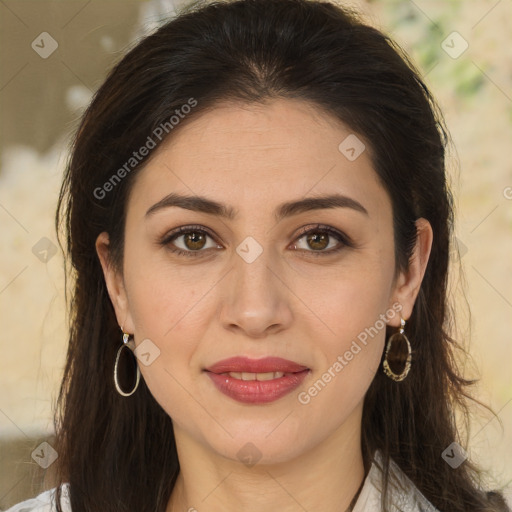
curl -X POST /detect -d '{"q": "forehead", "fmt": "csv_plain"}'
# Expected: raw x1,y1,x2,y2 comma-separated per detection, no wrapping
127,98,390,220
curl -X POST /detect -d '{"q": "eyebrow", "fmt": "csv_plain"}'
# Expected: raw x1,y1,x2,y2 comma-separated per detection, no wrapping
145,192,369,221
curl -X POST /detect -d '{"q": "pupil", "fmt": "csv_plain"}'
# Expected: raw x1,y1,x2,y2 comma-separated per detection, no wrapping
186,232,205,250
308,232,328,250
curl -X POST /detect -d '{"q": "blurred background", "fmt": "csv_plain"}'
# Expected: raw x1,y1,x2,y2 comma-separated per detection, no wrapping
0,0,511,509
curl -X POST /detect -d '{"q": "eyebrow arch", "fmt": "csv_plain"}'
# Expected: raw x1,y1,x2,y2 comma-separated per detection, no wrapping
145,192,369,221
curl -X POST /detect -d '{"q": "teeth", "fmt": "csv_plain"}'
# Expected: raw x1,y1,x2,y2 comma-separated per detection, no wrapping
225,371,285,381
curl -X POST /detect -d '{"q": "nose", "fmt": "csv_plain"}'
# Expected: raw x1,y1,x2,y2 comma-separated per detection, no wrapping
219,243,293,338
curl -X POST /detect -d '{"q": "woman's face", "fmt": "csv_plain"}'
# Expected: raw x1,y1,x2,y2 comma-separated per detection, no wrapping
97,98,431,464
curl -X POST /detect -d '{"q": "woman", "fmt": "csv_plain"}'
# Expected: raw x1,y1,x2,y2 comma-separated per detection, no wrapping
7,0,510,511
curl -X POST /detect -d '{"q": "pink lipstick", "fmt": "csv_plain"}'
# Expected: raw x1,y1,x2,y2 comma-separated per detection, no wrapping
204,356,310,404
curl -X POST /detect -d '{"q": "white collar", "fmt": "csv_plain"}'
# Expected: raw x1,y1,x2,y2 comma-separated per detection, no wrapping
352,450,439,512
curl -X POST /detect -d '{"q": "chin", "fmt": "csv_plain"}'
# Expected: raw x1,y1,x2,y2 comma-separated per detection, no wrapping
201,419,315,467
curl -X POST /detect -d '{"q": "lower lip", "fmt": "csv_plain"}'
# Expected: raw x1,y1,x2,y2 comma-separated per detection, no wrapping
206,370,310,404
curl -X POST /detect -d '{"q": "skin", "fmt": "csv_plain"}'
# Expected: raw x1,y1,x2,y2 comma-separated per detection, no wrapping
96,98,433,512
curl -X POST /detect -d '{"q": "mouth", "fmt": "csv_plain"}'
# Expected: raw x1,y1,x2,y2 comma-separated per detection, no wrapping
217,371,290,381
205,356,309,374
204,356,310,404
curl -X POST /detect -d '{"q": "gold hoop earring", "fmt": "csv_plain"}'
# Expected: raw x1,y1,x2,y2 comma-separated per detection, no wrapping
114,331,141,397
382,317,412,382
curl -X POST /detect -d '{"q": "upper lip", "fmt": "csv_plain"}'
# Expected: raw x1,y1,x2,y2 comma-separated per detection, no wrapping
205,356,309,374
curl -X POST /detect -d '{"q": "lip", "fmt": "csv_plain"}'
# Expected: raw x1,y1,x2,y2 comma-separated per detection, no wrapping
205,356,309,374
204,357,310,404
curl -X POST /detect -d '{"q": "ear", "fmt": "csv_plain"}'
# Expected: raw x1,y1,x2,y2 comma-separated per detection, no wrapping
95,231,135,334
388,218,433,326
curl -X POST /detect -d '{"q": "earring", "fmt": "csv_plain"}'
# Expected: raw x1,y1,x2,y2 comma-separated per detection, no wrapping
114,330,141,397
382,317,412,382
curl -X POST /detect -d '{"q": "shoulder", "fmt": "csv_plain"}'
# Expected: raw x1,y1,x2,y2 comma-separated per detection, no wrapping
4,483,71,512
353,451,439,512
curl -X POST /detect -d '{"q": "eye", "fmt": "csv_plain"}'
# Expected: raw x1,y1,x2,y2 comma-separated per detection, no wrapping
159,223,352,258
160,225,221,257
291,224,351,256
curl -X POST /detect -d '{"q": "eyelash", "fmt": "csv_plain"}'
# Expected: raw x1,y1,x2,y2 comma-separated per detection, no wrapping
159,224,353,258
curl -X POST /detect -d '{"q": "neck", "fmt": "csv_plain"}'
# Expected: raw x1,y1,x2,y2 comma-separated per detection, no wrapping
166,404,367,512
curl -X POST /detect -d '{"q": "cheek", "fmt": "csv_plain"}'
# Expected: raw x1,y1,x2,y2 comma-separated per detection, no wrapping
299,254,394,343
122,246,223,398
123,258,207,420
123,235,211,336
296,277,389,426
294,252,393,403
309,283,388,386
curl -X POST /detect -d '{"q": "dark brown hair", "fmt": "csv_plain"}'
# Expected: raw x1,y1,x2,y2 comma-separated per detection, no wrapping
53,0,509,510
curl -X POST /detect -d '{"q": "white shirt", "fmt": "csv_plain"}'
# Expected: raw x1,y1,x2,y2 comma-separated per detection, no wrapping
5,451,438,512
352,451,439,512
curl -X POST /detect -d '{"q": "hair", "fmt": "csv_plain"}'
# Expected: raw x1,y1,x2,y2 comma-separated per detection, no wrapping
52,0,509,511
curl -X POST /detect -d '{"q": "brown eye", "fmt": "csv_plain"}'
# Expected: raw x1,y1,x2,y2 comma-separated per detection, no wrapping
161,223,351,259
293,225,349,255
182,231,207,251
160,225,220,257
305,232,330,251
